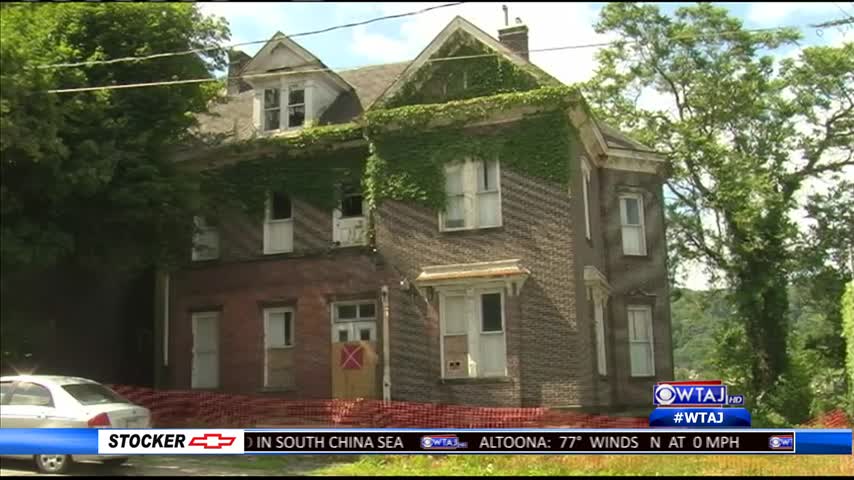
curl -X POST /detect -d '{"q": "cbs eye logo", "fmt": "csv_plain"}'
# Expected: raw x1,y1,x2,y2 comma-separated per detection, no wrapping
654,384,676,405
421,437,434,448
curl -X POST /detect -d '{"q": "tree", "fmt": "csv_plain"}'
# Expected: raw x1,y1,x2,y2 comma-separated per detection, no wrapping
0,4,229,282
582,2,854,412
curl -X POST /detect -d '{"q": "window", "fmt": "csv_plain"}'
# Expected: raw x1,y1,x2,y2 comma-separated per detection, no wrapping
440,289,506,378
593,293,607,376
270,192,292,220
263,88,281,131
628,305,655,377
265,308,294,349
8,382,53,407
264,191,294,254
441,159,502,231
287,87,306,128
191,311,219,389
264,307,295,388
192,216,220,261
257,83,309,133
332,301,377,343
620,193,646,255
0,381,13,404
62,384,130,406
340,183,364,218
581,157,592,241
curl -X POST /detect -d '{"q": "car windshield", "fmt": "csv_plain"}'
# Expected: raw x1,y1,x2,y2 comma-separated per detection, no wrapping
62,383,130,406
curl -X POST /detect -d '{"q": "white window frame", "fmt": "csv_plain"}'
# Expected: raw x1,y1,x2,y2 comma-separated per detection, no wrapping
263,191,294,255
581,157,592,241
263,307,294,388
627,304,655,377
593,292,607,376
262,88,281,132
191,216,220,261
438,286,507,379
331,301,377,343
619,193,647,256
439,158,502,232
256,80,313,134
285,84,307,130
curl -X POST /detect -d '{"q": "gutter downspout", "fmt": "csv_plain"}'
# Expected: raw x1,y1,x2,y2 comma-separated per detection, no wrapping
381,285,391,401
163,273,170,367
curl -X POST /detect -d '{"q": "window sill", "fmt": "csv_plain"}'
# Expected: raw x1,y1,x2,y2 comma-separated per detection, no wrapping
259,386,296,393
440,376,513,385
190,258,220,265
262,250,296,257
439,225,504,235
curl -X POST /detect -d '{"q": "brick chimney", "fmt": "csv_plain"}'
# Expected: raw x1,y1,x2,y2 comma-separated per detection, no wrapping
227,49,252,95
498,23,529,61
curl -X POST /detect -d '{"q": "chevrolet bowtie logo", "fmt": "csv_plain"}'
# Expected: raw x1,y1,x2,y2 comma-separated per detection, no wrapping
189,433,237,449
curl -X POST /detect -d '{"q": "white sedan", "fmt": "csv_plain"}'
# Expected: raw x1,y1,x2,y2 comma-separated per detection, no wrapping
0,375,151,474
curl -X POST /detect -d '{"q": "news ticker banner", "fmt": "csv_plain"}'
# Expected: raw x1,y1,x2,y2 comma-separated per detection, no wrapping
0,429,850,455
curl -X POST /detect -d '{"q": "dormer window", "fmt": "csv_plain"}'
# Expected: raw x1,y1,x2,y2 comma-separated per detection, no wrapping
287,87,305,128
264,89,281,131
256,82,310,133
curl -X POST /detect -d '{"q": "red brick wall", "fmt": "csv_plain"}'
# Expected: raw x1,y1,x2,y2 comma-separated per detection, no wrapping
168,250,393,396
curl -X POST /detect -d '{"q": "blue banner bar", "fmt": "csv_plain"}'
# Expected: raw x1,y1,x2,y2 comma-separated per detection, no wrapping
795,430,853,454
0,428,99,455
0,428,850,455
649,408,751,428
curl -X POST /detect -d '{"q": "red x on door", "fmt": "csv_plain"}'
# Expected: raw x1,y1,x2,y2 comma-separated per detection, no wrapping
340,344,363,369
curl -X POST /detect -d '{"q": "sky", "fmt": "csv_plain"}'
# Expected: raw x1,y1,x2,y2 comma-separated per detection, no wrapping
198,2,853,290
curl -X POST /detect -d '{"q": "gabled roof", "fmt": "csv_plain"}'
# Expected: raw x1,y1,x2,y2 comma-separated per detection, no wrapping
240,31,352,92
192,17,656,157
373,16,561,108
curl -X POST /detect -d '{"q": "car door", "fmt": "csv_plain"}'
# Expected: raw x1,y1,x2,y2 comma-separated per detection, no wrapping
1,381,56,428
0,380,15,427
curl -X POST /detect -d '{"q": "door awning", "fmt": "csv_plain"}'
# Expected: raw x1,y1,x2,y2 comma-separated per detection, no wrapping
414,259,530,293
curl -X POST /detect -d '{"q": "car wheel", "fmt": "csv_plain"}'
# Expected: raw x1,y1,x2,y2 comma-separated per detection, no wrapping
102,457,129,467
34,454,72,474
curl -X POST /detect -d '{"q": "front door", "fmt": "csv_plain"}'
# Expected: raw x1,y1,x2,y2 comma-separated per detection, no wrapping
330,301,379,399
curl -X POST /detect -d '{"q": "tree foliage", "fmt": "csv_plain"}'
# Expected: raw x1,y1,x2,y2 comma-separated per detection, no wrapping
0,3,229,279
583,2,854,414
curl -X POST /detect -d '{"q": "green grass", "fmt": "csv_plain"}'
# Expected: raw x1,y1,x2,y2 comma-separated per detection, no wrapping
313,454,854,476
135,454,854,476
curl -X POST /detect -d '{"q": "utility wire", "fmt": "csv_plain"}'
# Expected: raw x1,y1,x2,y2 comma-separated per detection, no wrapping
44,22,819,94
32,2,465,70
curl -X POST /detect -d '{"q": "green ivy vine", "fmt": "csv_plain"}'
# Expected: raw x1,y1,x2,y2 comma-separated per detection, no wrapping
201,146,367,218
364,110,576,210
380,29,551,108
200,86,581,219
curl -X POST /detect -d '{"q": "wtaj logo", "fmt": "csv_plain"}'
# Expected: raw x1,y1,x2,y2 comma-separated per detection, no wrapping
768,435,794,450
653,381,744,407
421,435,468,450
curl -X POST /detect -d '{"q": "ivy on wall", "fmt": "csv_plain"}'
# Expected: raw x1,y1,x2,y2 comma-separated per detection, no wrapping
197,20,581,218
380,29,551,109
199,84,581,219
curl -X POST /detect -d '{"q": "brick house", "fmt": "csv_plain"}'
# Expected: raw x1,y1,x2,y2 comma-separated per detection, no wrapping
154,17,674,409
